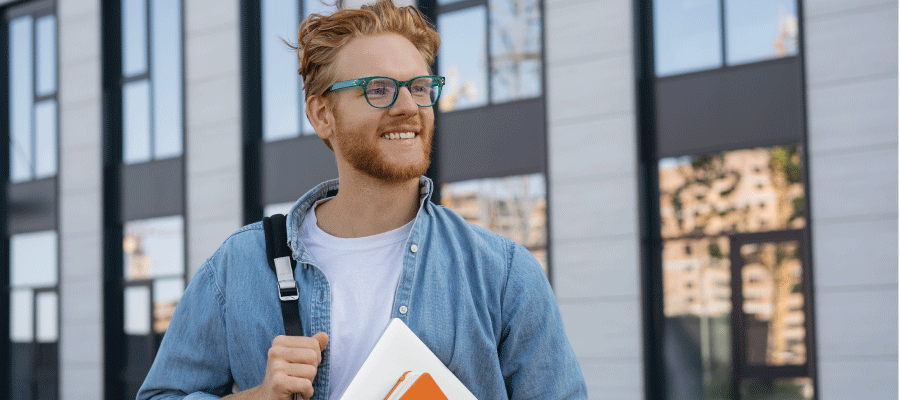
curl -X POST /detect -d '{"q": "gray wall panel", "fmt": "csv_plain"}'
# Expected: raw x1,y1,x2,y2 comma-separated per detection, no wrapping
657,58,805,157
120,158,185,221
262,136,339,205
7,178,57,235
438,98,546,183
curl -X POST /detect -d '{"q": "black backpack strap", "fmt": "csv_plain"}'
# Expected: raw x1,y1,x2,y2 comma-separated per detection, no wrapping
262,214,303,337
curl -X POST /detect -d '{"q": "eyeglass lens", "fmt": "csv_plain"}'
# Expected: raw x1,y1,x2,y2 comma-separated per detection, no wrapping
365,77,440,107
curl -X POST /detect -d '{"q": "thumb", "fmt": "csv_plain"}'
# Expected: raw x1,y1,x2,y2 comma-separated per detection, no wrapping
313,332,329,351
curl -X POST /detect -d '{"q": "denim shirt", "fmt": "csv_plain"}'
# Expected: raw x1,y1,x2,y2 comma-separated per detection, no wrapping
137,177,587,400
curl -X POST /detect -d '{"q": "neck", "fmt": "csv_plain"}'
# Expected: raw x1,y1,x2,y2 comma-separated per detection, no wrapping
314,172,421,238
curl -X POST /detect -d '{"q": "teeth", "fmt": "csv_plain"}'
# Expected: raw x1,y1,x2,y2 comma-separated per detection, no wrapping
383,132,416,140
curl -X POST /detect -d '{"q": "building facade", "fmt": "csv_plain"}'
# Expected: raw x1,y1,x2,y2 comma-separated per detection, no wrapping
1,0,896,399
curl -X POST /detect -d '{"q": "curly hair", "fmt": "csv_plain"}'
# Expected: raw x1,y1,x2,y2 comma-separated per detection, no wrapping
296,0,440,101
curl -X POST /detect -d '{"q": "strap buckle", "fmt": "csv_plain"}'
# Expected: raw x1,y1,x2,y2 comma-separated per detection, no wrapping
278,279,299,301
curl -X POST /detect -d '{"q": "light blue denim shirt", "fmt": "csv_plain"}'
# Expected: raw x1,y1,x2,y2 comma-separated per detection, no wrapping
137,177,587,400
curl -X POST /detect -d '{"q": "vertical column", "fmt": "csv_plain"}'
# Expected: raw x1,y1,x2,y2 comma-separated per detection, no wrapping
184,0,243,278
544,0,643,397
803,1,898,398
57,0,104,399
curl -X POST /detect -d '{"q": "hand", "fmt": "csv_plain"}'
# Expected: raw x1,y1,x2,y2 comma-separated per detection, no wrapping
248,332,329,400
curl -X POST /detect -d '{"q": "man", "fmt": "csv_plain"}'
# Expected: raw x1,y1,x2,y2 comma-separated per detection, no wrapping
137,1,587,399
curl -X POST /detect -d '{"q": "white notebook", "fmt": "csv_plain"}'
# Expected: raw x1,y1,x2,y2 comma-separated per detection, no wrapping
339,318,477,400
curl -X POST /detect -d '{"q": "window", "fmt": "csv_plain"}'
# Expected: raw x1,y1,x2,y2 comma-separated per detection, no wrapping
9,231,59,400
654,0,799,77
9,11,57,182
441,173,547,273
261,0,334,141
659,145,814,400
121,0,183,164
6,3,59,399
437,0,542,112
121,215,185,399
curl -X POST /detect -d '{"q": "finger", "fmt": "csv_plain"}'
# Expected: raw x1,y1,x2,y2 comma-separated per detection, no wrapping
278,375,314,400
272,335,323,351
269,346,321,366
313,332,329,351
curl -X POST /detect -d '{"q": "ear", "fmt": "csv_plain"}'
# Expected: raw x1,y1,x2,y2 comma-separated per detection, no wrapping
306,95,335,145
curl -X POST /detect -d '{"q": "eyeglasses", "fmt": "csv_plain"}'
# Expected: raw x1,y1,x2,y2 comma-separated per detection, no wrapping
324,75,445,109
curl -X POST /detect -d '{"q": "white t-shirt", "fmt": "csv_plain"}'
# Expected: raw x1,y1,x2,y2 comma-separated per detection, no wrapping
300,200,412,400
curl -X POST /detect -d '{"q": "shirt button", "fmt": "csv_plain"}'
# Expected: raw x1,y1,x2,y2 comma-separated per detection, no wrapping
410,244,418,253
399,306,408,314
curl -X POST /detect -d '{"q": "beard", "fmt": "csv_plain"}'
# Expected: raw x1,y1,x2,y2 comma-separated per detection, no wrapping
331,111,434,184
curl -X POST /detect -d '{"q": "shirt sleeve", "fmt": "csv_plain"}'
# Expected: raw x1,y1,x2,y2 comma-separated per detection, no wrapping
136,262,234,400
498,241,588,400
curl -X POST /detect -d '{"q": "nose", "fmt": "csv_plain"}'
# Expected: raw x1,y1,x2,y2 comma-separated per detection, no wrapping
389,86,418,116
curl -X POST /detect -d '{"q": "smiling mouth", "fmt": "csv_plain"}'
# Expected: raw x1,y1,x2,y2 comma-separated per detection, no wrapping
381,131,418,140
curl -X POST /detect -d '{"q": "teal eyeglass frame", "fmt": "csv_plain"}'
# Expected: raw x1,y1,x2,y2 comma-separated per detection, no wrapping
324,75,446,108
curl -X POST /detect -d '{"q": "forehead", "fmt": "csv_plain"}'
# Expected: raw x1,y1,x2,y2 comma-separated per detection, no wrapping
333,33,430,81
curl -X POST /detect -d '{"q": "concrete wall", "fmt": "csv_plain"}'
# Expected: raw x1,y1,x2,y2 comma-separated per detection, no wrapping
57,0,104,398
184,0,243,279
803,0,898,398
545,0,644,398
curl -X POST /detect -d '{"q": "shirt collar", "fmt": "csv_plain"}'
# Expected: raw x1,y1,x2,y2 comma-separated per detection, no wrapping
286,176,434,264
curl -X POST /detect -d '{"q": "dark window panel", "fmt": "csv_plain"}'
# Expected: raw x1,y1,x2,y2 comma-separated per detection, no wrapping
262,136,339,205
150,0,183,159
120,158,184,221
7,178,57,234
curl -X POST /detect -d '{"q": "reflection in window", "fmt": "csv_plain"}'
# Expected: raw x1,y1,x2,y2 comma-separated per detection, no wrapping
740,377,813,399
438,6,488,112
441,174,547,272
725,0,798,65
121,0,183,164
740,241,806,366
654,0,722,77
123,215,185,281
9,14,58,182
662,236,733,399
122,215,185,399
659,145,805,239
489,0,541,103
262,0,335,141
9,230,59,400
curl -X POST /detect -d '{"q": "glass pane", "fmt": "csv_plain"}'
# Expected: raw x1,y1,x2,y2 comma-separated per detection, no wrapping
151,0,183,159
741,377,814,399
264,201,296,217
662,236,733,399
124,285,151,335
123,79,152,164
153,278,184,333
11,289,33,342
653,0,722,77
36,291,58,343
438,6,488,112
123,215,184,280
123,0,148,76
10,230,58,287
741,241,806,366
489,0,541,103
659,145,806,239
726,0,799,65
262,0,301,141
9,15,34,183
441,173,547,272
304,0,335,17
35,15,57,96
34,99,57,178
